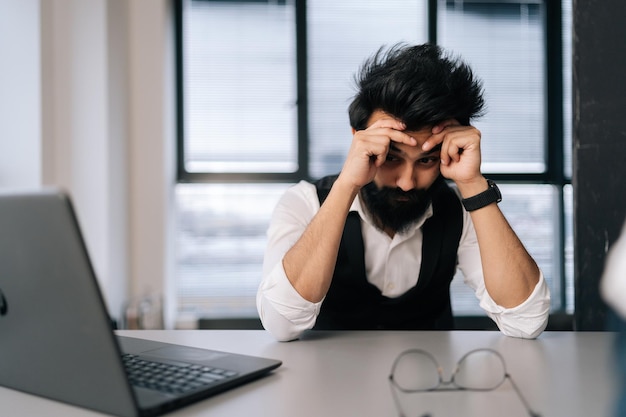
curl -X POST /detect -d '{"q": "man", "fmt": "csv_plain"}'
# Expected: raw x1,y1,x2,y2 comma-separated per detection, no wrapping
257,43,550,342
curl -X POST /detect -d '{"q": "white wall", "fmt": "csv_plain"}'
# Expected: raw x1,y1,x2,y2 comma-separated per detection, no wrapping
126,0,176,328
0,0,175,328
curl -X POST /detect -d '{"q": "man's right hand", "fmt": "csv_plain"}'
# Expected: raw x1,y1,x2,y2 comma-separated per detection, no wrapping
337,116,417,192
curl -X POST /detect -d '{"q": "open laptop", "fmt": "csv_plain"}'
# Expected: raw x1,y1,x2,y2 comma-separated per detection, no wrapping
0,189,281,417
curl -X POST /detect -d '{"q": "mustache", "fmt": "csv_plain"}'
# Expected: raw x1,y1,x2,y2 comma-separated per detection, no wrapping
369,186,427,203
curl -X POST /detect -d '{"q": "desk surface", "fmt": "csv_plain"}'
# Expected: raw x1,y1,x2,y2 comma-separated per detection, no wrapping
0,330,618,417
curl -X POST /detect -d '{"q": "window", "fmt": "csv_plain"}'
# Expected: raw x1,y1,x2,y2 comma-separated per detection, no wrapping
175,0,572,322
180,0,297,175
436,0,573,314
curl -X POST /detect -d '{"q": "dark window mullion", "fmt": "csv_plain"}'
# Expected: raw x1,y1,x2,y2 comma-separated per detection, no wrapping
175,0,186,182
178,172,305,184
546,0,564,185
428,0,437,44
296,0,309,181
546,0,568,311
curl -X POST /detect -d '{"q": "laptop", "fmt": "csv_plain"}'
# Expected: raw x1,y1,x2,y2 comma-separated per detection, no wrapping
0,189,281,417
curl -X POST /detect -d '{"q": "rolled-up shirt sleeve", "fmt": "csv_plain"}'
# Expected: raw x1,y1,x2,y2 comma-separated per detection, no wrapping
256,181,322,341
457,209,551,339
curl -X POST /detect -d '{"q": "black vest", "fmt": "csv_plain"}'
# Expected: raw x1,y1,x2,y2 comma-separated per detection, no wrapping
313,175,463,330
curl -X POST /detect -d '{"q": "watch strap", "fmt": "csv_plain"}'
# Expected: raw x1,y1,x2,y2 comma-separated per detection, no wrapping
461,179,502,212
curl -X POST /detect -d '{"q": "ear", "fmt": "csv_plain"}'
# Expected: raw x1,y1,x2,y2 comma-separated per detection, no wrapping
351,127,356,135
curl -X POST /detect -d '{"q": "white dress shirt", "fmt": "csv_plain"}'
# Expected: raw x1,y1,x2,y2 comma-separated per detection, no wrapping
257,180,551,342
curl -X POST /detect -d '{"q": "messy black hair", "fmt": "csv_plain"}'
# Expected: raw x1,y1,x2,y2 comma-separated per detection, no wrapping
348,43,485,131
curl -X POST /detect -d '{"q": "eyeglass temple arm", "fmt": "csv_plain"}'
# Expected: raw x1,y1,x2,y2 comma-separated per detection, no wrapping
388,378,432,417
506,373,541,417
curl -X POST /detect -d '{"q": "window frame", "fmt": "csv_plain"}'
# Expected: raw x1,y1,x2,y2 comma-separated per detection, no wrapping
174,0,309,184
173,0,572,322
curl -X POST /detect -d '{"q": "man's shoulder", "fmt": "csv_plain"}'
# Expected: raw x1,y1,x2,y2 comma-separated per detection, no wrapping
312,174,340,189
273,180,321,219
285,180,317,199
312,174,340,204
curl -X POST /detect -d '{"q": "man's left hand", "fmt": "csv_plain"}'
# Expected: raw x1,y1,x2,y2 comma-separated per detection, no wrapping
422,120,483,186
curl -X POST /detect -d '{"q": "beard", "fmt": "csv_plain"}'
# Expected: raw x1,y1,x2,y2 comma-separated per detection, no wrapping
359,182,433,234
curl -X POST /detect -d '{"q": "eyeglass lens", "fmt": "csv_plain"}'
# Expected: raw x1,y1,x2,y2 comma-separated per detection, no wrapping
392,349,441,391
454,349,506,390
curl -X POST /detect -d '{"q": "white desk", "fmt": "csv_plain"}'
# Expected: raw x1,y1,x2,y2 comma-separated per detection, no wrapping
0,330,618,417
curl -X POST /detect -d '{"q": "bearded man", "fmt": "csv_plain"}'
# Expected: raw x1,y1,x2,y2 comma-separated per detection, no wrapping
256,43,550,342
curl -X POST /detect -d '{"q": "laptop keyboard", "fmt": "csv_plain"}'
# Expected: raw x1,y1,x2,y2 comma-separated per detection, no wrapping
122,354,239,394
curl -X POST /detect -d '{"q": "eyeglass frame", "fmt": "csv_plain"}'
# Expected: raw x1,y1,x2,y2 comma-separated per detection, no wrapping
388,348,541,417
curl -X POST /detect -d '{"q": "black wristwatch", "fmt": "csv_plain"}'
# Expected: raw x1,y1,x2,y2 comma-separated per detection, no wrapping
461,179,502,212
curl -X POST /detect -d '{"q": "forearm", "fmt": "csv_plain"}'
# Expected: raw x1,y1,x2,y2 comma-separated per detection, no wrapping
283,178,359,302
470,204,539,307
458,178,539,308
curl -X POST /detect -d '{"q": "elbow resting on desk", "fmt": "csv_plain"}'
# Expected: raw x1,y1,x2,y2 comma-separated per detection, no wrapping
256,296,310,342
495,315,549,339
486,288,551,339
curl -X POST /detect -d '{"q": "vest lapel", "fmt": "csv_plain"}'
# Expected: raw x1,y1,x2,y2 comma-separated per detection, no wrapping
342,211,367,282
416,213,443,291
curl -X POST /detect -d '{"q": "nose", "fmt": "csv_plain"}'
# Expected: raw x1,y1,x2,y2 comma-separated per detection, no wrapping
396,165,416,192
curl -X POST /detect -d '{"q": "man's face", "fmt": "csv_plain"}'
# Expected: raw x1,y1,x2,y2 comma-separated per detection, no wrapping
359,111,442,233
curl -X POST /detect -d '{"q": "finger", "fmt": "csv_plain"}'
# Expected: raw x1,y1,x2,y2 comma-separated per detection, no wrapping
440,131,474,166
422,132,443,152
353,128,415,150
351,132,393,162
374,152,387,167
439,138,450,165
425,121,473,151
367,118,417,146
431,118,460,134
430,122,446,135
361,126,416,147
368,117,406,132
446,142,463,163
423,125,448,151
388,130,417,146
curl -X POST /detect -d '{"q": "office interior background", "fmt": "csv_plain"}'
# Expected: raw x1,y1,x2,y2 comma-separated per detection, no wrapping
1,0,622,331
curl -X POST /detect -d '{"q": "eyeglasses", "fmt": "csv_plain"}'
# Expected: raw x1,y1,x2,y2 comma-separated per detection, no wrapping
388,348,541,417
